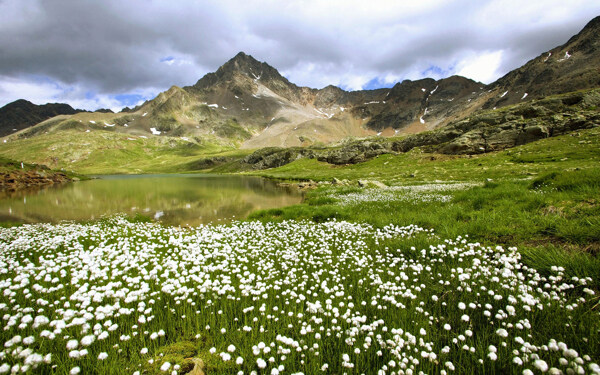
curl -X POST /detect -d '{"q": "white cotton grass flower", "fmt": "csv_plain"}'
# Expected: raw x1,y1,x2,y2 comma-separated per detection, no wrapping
66,340,78,350
496,328,509,338
513,357,524,365
70,367,81,375
0,215,596,375
22,336,34,345
81,335,95,346
534,360,549,372
257,358,267,369
160,362,171,372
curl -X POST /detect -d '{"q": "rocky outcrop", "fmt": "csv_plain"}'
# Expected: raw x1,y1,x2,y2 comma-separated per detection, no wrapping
427,90,600,154
0,170,72,191
185,156,231,170
241,89,600,169
242,147,317,169
317,140,391,164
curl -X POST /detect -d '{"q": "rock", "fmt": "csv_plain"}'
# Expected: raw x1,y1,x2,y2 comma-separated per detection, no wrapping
358,179,387,188
243,147,316,169
370,180,387,188
438,131,486,154
319,140,392,165
486,129,520,151
0,170,72,192
184,358,206,375
517,124,550,144
297,180,317,190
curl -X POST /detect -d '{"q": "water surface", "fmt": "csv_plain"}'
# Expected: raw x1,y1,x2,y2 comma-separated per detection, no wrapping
0,174,302,226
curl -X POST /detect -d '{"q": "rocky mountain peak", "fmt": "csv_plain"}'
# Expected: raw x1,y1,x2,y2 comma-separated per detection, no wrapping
192,52,289,90
579,15,600,33
482,15,600,109
222,52,266,74
564,15,600,55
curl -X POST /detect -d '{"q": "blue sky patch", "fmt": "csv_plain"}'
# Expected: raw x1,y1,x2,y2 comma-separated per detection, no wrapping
363,77,397,91
114,93,147,107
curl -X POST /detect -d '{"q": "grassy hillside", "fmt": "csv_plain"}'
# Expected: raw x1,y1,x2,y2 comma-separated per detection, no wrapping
0,129,250,175
248,127,600,284
252,126,600,183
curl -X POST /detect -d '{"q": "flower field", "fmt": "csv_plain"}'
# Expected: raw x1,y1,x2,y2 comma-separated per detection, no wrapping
0,217,599,374
329,183,482,205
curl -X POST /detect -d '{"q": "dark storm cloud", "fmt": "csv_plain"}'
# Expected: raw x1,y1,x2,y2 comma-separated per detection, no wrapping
0,0,218,91
0,0,599,109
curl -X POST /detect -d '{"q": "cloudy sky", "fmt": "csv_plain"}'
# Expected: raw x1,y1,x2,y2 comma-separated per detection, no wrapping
0,0,599,111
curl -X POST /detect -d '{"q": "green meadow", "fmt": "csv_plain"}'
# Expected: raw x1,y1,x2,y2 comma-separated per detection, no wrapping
0,125,599,374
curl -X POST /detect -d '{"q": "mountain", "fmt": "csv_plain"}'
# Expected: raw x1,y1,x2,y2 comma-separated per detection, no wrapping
484,15,600,109
0,99,82,137
2,16,599,151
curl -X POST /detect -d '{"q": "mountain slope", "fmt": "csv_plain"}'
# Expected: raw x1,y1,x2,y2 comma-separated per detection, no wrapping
0,99,82,137
484,15,600,109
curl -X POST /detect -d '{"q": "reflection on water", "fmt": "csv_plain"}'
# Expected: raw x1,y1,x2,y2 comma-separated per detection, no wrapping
0,174,302,226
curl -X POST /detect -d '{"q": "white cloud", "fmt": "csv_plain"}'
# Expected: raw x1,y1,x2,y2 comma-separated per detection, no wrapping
455,50,504,84
0,76,64,106
0,76,159,112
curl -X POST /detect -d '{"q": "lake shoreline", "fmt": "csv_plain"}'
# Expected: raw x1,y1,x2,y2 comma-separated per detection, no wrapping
0,169,73,192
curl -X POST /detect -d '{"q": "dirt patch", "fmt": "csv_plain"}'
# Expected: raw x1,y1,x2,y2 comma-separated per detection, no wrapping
0,170,72,192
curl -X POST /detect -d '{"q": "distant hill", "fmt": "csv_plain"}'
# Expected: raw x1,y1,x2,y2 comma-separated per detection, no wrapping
0,99,82,137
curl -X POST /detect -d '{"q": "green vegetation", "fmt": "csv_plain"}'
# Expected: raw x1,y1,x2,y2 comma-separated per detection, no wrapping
214,119,252,140
0,104,599,374
0,217,598,374
0,130,252,175
0,155,86,181
248,127,600,287
251,127,600,183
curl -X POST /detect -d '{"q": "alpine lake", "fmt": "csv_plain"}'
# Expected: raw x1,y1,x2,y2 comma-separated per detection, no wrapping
0,174,302,226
